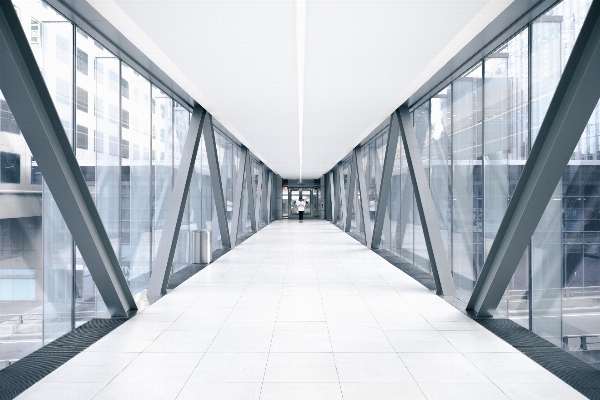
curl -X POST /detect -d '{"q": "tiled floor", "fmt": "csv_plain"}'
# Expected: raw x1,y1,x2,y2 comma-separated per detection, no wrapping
16,220,585,399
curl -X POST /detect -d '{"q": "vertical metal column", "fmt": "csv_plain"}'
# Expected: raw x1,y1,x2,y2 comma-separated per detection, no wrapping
332,168,340,224
0,2,136,317
344,149,357,232
356,147,373,247
397,106,456,296
468,0,600,317
372,113,400,248
229,146,247,248
203,115,231,248
147,106,206,302
246,153,257,232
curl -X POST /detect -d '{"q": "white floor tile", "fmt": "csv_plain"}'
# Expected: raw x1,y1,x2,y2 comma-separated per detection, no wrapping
17,221,582,400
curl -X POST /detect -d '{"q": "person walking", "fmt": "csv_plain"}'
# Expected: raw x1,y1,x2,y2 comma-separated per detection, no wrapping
297,197,306,223
369,197,376,221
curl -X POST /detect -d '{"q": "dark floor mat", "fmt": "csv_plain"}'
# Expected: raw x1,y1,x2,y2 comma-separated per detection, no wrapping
0,318,126,400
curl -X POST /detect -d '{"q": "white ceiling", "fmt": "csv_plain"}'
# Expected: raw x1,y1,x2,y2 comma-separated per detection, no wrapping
87,0,514,179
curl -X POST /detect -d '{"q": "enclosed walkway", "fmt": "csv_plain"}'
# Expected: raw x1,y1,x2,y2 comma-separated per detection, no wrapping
16,220,583,400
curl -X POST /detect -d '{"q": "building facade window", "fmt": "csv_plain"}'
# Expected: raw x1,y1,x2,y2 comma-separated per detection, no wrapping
0,152,20,183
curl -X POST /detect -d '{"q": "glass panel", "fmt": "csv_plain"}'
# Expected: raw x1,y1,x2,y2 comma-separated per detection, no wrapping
15,0,76,345
483,29,530,326
430,87,452,259
151,86,173,264
282,185,288,219
172,103,190,273
0,0,74,365
225,140,235,232
413,103,431,273
399,135,414,263
451,64,483,302
0,87,46,365
120,62,151,294
75,27,121,320
531,0,593,348
214,132,227,244
383,138,401,253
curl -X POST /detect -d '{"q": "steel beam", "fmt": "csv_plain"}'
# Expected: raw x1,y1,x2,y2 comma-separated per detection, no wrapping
203,115,232,248
372,114,400,248
246,153,257,232
147,106,206,302
397,106,456,296
467,0,600,316
0,2,136,317
229,146,247,247
344,149,357,232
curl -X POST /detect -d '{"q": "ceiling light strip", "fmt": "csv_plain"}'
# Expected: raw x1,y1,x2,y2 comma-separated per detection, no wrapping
296,0,306,181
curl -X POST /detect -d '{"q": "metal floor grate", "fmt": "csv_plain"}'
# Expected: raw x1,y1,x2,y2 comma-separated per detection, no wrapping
0,318,126,400
478,318,600,399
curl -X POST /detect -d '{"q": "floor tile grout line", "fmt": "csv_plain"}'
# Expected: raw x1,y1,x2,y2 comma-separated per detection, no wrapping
336,231,432,400
320,242,345,400
258,242,285,400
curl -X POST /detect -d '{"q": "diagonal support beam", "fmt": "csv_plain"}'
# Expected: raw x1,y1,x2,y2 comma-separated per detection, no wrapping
397,106,456,296
372,114,400,248
356,147,373,248
204,115,231,247
230,146,247,247
147,106,206,302
0,2,136,317
467,0,600,317
344,149,358,232
246,152,257,232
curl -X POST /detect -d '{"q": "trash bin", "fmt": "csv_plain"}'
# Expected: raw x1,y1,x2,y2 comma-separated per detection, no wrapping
191,230,212,264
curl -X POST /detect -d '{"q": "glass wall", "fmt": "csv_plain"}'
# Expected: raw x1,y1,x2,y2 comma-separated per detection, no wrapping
329,0,600,370
120,63,152,295
361,132,387,239
0,0,73,368
413,104,432,273
529,0,595,349
1,0,273,368
171,103,190,273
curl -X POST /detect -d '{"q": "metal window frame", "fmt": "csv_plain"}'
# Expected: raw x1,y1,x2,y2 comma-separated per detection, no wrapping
203,114,231,248
397,106,456,296
371,113,400,248
0,2,136,317
147,106,206,302
467,0,600,317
